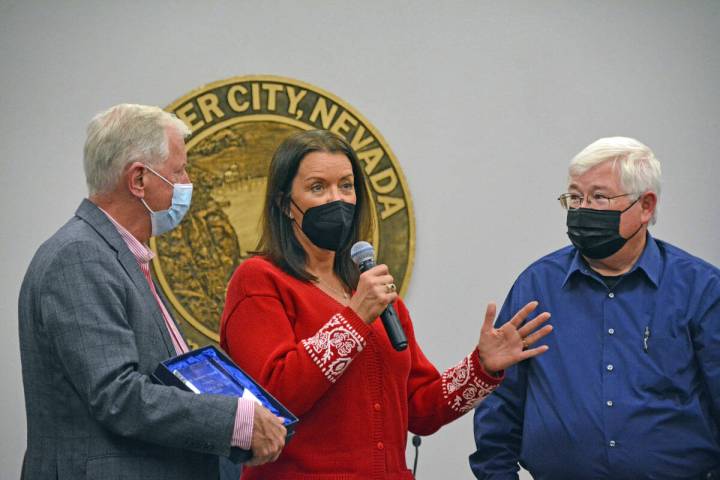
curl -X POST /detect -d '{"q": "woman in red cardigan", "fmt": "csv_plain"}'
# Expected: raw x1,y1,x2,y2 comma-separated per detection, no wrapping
220,130,552,479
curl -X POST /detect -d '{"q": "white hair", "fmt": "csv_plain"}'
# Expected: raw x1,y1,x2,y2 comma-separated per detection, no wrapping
569,136,662,224
83,103,191,195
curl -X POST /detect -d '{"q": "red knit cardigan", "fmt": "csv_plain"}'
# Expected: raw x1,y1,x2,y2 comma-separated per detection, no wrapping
220,257,502,480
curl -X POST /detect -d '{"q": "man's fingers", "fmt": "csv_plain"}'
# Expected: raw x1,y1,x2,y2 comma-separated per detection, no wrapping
509,301,539,328
247,453,271,466
247,437,284,466
248,453,277,466
248,407,286,466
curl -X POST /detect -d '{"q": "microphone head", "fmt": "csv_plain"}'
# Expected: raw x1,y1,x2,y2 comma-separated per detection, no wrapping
350,241,375,266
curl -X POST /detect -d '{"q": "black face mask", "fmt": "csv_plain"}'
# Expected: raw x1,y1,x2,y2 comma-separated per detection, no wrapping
566,198,642,259
292,200,356,251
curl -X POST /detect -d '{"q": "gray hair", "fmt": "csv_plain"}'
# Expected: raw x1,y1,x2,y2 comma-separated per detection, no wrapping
569,136,662,224
83,103,191,195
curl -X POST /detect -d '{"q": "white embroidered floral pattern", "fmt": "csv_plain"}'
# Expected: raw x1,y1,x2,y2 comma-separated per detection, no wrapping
442,353,498,413
302,314,365,383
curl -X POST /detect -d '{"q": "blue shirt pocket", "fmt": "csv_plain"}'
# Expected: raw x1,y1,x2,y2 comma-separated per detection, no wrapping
638,333,694,402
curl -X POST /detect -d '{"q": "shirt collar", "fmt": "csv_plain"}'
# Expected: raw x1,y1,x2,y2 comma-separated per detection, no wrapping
98,207,155,264
563,232,661,288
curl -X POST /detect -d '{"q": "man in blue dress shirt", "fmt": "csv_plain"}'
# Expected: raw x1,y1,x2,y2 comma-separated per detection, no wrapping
470,137,720,480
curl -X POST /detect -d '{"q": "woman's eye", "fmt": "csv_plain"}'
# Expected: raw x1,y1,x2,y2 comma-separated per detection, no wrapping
340,182,354,191
310,183,324,193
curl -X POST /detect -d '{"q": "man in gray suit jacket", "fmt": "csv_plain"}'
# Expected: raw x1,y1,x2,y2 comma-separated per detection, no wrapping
18,104,286,480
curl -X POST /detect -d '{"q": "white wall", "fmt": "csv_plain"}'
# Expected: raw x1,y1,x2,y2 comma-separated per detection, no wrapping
2,1,719,478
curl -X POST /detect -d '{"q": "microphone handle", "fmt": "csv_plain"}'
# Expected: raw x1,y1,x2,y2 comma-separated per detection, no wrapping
381,305,408,351
358,259,408,351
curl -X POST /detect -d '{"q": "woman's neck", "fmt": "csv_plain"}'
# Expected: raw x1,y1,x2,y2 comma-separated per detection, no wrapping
306,249,336,277
295,229,351,302
293,225,336,278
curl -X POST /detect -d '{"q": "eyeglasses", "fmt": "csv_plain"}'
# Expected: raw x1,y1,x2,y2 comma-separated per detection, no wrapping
557,192,638,210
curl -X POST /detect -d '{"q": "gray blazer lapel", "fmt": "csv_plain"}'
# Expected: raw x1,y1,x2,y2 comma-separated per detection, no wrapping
75,199,176,357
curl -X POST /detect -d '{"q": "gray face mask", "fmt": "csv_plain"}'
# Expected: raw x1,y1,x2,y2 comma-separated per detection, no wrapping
140,165,193,236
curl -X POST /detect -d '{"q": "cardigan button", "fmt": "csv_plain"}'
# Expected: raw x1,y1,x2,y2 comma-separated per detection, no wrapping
376,442,384,450
373,403,381,411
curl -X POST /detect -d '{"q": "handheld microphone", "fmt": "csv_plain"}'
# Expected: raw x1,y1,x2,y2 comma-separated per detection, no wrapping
350,241,408,351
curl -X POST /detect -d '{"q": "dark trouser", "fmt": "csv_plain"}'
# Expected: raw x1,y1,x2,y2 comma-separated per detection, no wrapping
218,457,242,480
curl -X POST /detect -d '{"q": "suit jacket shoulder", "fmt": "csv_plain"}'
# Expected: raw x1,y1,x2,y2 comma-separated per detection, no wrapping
19,199,238,480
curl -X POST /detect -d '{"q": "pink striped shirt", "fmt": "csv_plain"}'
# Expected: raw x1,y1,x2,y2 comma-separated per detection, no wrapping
100,208,254,450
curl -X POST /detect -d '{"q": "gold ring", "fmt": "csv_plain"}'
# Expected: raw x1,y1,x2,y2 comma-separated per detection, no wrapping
522,339,529,350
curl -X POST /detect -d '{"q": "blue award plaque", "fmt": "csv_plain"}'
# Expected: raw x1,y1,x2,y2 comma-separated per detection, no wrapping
152,345,298,462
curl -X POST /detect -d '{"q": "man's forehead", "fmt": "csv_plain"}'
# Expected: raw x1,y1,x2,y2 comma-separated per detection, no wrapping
568,161,621,189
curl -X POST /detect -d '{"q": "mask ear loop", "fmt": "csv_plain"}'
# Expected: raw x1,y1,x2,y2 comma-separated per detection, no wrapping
139,164,175,215
289,198,306,216
144,164,175,187
285,196,314,248
281,195,304,232
290,198,312,228
620,195,642,213
138,165,163,216
620,194,645,241
274,192,293,219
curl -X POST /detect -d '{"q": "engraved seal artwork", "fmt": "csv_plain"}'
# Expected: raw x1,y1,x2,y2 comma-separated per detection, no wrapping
151,76,415,348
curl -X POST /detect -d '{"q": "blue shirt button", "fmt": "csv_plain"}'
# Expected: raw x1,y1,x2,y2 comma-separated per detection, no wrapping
606,364,614,371
608,328,615,335
606,400,613,407
608,292,615,298
609,440,616,447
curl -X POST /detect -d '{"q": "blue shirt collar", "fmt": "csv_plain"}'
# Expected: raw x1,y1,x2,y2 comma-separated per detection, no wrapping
563,232,661,288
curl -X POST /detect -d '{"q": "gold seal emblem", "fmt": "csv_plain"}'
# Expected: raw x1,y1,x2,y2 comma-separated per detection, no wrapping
151,75,415,348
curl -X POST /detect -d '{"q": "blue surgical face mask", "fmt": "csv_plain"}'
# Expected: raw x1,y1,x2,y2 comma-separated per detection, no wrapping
140,165,193,236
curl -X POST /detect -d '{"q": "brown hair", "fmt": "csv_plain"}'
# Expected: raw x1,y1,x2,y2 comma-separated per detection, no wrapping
256,129,373,288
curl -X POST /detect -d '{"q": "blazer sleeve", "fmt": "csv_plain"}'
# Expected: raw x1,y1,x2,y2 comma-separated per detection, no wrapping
396,300,503,436
469,287,527,479
40,240,238,456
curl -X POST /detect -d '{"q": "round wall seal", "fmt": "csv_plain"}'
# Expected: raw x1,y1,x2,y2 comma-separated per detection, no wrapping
151,75,415,348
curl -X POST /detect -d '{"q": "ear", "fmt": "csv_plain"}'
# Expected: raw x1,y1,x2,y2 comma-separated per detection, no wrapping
126,162,147,198
639,191,657,224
